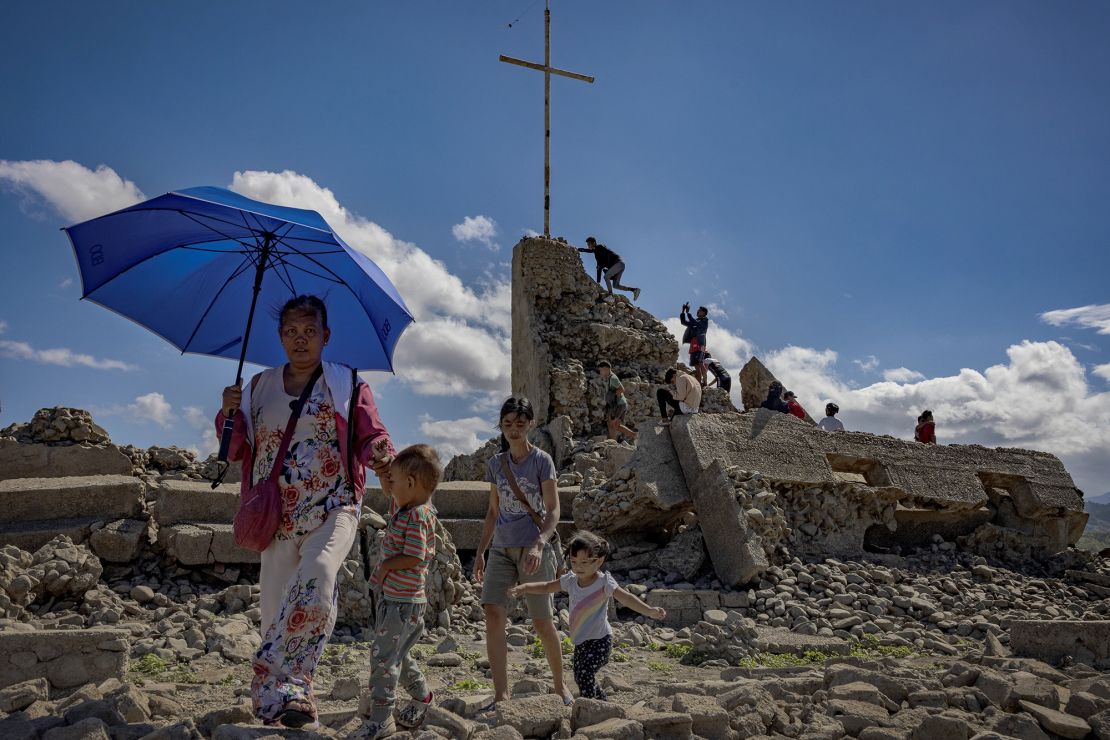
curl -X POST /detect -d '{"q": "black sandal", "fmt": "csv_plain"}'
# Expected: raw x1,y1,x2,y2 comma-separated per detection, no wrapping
278,699,317,729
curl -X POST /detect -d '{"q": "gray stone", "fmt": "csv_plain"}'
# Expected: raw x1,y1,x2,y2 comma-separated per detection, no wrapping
625,710,693,740
1067,691,1110,721
0,629,129,690
1009,620,1110,665
912,715,971,740
88,518,146,563
1017,700,1091,739
826,698,891,736
43,718,112,740
577,718,645,740
653,528,705,581
1089,708,1110,740
0,677,48,712
424,705,476,739
0,711,37,740
495,695,570,738
670,693,729,740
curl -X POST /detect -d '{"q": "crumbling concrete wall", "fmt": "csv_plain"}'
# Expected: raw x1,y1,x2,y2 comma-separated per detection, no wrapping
512,237,709,434
665,410,1088,585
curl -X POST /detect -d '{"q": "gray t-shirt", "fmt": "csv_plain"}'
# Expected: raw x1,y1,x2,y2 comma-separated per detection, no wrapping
485,447,557,548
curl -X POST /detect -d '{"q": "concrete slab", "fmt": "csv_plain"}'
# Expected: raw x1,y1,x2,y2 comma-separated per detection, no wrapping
363,482,576,520
158,523,259,565
153,480,238,525
753,626,850,656
0,441,132,481
0,628,129,690
0,476,142,524
0,518,97,551
1009,620,1110,666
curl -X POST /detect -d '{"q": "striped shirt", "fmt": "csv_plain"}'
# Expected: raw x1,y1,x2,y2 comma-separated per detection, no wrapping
561,571,618,645
377,500,437,602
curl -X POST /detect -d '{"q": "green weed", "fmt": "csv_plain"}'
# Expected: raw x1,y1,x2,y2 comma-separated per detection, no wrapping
647,660,672,673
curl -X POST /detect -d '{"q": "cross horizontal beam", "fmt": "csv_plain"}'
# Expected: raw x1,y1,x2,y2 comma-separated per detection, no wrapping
499,54,595,84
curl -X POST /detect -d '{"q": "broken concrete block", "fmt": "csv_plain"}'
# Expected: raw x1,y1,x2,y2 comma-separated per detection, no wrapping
1009,620,1110,666
88,518,145,563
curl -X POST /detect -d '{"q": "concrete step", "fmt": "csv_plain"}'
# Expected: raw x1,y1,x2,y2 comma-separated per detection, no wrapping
0,475,142,524
439,518,576,551
365,482,579,520
157,522,260,566
0,628,130,690
153,480,239,525
0,517,99,552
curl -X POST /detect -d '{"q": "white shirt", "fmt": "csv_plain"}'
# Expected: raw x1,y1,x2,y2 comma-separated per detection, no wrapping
818,416,845,432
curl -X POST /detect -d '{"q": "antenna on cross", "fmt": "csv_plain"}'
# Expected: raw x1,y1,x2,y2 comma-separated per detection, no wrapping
500,0,595,238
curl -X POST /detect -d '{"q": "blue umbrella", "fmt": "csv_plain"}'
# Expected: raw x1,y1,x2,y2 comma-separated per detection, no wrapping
63,185,414,467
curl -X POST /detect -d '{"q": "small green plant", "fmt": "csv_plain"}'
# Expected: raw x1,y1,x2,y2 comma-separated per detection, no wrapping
451,678,492,691
665,643,692,660
458,648,482,661
849,634,916,660
647,660,672,673
734,650,833,669
528,636,575,659
130,654,169,676
645,640,661,651
410,646,433,659
610,649,629,663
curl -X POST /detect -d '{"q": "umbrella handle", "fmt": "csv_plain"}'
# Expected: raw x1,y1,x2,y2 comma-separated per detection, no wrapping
211,417,236,489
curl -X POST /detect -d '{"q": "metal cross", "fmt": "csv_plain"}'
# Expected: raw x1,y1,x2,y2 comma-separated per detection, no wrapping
500,0,594,238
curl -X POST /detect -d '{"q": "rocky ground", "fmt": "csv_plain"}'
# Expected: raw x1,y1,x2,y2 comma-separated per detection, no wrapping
3,531,1110,739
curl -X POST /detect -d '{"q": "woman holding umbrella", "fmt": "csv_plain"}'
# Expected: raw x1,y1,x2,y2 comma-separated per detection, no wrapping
218,294,394,728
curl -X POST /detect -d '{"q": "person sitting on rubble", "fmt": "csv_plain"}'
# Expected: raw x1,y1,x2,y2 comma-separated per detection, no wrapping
818,402,845,432
702,352,732,392
473,396,572,710
657,367,702,424
598,360,637,443
915,410,936,444
577,236,641,301
760,381,791,414
679,303,710,386
783,390,807,420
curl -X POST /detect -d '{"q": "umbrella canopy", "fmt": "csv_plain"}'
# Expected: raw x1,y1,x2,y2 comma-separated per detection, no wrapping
63,186,413,372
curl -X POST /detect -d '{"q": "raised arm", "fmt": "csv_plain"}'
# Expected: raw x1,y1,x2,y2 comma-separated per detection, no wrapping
613,586,666,620
508,579,562,598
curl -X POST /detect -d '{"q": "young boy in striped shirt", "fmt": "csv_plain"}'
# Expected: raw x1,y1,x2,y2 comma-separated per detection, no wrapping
510,531,665,700
359,444,442,739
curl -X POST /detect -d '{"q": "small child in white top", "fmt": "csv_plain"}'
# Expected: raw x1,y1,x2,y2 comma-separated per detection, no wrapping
509,531,665,700
818,402,845,432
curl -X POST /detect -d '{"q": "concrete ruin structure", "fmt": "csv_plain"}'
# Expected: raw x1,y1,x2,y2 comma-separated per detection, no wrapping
511,236,734,434
503,236,1090,589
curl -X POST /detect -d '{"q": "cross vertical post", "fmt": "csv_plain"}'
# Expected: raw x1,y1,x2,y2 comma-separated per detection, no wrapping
500,1,594,238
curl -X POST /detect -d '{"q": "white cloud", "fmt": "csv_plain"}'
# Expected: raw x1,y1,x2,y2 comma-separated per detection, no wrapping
127,392,175,428
58,277,74,290
762,340,1110,494
418,415,495,459
854,355,880,373
0,160,145,222
883,367,925,383
0,320,7,335
1041,304,1110,336
0,338,137,371
229,170,512,396
452,215,499,250
1094,364,1110,383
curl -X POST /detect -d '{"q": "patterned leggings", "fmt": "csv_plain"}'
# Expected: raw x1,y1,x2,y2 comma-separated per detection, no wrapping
572,635,613,700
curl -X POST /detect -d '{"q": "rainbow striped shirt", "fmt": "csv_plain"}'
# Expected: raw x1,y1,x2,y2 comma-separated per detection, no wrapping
561,571,618,645
376,500,436,603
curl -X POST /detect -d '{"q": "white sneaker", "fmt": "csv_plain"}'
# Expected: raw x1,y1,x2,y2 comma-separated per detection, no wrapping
351,716,396,739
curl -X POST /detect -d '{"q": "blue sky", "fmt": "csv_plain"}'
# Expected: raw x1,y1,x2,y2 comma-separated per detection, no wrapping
2,2,1109,495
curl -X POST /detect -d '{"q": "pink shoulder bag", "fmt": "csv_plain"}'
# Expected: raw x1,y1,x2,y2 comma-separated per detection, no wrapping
233,365,322,552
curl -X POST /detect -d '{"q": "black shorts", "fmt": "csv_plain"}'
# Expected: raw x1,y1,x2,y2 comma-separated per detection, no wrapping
690,351,706,365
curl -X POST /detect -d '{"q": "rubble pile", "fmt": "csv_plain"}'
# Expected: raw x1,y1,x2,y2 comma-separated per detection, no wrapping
0,407,110,446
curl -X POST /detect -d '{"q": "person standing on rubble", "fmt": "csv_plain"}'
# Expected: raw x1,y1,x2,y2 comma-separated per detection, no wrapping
598,360,638,442
679,303,710,386
473,396,572,711
217,295,394,728
578,236,641,302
